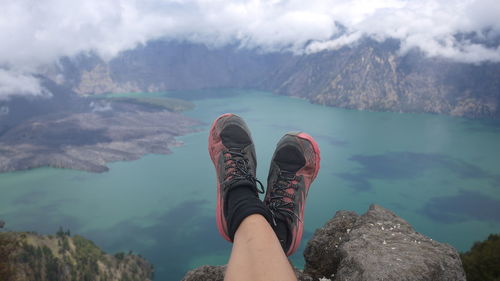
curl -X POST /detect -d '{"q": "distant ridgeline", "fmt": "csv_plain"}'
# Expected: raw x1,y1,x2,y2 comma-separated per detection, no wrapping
42,38,500,119
0,228,153,281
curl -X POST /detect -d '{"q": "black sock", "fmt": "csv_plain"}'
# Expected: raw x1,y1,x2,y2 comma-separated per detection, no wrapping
226,185,272,241
273,218,291,252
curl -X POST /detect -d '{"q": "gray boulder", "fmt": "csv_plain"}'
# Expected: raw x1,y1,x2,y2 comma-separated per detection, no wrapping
182,205,466,281
304,204,466,281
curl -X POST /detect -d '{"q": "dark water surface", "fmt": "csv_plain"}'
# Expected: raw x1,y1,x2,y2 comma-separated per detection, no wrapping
1,90,500,280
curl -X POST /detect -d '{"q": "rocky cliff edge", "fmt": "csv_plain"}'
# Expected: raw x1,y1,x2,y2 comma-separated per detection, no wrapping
182,204,466,281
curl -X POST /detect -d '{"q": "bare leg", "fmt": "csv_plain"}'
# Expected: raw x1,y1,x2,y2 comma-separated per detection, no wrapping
224,214,298,281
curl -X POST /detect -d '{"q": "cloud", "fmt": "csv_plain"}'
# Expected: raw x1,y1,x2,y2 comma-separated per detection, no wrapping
0,0,499,98
306,0,500,63
0,69,50,100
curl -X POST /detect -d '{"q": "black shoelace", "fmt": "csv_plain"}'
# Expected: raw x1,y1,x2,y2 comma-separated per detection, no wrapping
223,148,264,194
268,170,302,226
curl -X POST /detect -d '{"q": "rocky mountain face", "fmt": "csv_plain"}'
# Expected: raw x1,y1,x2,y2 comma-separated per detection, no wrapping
44,39,500,119
0,231,153,281
182,205,466,281
265,39,500,119
43,41,290,96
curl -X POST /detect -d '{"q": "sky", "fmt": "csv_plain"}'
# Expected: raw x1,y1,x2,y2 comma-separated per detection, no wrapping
0,0,499,98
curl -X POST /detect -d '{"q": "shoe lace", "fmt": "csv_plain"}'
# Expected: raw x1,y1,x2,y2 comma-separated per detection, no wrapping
268,170,302,226
223,148,264,193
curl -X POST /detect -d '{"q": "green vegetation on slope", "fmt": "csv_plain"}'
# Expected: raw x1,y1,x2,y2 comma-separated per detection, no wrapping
461,234,500,281
0,232,17,281
0,230,153,281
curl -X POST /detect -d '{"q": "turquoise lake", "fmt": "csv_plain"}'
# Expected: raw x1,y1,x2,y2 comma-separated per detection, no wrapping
1,89,500,280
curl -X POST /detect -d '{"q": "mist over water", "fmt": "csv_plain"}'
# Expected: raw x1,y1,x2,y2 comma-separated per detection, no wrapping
1,89,500,280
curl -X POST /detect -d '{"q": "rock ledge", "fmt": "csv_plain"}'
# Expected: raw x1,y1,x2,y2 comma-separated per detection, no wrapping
182,204,465,281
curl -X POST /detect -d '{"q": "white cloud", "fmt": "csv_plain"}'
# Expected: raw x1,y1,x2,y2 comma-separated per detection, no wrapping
0,69,50,100
0,0,499,97
310,0,500,63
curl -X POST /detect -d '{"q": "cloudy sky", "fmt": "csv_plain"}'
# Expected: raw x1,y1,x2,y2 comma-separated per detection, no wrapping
1,0,499,98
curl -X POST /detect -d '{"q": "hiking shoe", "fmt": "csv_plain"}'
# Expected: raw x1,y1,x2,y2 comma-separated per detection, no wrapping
208,113,263,242
265,132,320,256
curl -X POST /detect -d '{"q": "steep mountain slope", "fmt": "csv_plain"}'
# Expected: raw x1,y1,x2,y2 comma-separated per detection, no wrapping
44,41,291,95
42,39,500,119
265,39,500,118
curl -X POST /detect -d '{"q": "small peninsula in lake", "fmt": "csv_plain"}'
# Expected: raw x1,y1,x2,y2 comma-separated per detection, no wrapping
0,81,198,173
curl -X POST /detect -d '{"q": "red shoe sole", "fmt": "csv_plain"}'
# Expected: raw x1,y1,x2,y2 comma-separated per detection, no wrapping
208,113,233,242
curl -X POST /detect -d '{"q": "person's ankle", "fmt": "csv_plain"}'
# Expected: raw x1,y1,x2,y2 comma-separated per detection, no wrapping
226,192,273,241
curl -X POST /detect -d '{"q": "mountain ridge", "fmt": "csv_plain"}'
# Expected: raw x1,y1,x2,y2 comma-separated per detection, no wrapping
42,38,500,119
